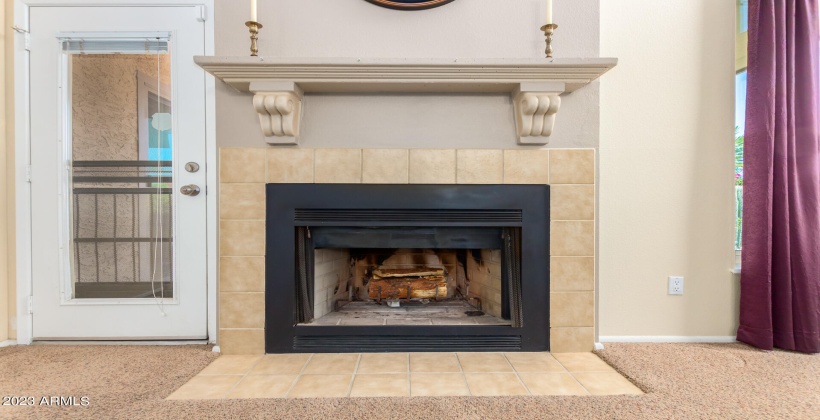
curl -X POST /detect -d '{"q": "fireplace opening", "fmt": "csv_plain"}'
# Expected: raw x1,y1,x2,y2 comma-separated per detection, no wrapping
267,184,548,353
303,246,513,327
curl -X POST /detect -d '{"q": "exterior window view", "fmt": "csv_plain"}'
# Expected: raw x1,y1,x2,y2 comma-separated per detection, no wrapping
0,0,816,418
735,72,745,253
735,1,748,255
69,50,174,300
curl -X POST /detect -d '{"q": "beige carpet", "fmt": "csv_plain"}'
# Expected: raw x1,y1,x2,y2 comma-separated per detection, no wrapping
0,343,817,419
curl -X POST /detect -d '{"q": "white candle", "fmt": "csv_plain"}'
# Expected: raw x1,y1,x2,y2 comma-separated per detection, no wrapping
546,0,553,24
251,0,258,22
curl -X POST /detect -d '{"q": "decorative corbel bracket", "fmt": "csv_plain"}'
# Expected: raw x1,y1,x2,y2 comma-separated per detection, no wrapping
513,82,565,145
249,82,303,145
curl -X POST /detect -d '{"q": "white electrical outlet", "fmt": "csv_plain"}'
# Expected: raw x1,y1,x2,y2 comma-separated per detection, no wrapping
668,276,684,295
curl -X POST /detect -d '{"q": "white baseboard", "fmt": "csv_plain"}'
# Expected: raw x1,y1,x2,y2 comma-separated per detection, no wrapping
599,336,737,343
593,342,605,350
32,340,209,346
0,340,18,348
212,345,221,353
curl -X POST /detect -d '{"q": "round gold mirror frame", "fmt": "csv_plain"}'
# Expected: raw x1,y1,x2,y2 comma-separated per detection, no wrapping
365,0,456,11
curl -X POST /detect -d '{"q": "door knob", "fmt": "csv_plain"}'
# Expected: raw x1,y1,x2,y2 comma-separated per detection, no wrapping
180,184,201,196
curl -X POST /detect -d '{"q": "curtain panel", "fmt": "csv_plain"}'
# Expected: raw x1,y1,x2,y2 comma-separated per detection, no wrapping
738,0,820,354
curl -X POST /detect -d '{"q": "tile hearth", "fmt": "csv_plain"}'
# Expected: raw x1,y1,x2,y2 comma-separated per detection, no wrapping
167,352,642,399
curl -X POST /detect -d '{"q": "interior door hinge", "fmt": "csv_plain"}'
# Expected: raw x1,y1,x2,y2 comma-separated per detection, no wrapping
25,164,32,183
27,296,33,315
197,5,208,22
12,25,30,51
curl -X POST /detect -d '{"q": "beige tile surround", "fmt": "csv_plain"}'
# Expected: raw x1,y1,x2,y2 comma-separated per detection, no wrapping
219,148,596,354
168,352,642,399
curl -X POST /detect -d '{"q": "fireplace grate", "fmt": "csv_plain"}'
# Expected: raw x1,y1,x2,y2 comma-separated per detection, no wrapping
294,209,523,224
293,335,522,352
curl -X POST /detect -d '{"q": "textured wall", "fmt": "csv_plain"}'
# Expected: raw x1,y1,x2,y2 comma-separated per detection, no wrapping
213,0,601,149
598,0,738,338
72,55,169,161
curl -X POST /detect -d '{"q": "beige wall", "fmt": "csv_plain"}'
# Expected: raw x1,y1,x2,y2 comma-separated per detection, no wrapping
0,0,741,342
214,0,601,149
1,0,9,342
598,1,738,337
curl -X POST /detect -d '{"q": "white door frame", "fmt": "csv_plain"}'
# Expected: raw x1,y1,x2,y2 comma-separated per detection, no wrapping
13,0,217,344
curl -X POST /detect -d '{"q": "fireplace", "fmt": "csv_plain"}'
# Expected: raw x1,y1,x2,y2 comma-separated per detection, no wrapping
265,184,550,353
206,57,610,355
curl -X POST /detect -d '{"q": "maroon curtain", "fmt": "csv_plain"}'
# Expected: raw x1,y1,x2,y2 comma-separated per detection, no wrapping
738,0,820,354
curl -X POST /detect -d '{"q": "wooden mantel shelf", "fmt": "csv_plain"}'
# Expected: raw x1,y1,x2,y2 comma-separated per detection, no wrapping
195,57,618,145
194,57,617,93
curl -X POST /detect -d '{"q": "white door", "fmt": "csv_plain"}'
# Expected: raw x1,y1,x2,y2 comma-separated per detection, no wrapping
29,6,208,339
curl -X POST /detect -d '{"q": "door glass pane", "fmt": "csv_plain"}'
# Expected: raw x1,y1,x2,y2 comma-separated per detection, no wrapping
66,39,174,299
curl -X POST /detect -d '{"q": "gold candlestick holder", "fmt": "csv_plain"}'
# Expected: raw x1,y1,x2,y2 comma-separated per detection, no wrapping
245,21,263,57
540,23,558,59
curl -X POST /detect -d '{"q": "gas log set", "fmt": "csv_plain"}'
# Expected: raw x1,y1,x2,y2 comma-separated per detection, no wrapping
320,247,502,326
367,267,448,302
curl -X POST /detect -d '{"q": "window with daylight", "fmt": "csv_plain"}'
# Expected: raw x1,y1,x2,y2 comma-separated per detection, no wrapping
65,37,174,298
735,1,748,260
137,71,172,163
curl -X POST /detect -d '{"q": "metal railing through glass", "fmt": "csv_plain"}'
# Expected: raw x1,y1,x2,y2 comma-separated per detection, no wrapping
71,160,173,298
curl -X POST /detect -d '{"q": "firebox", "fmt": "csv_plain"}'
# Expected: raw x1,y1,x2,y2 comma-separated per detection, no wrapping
266,184,550,353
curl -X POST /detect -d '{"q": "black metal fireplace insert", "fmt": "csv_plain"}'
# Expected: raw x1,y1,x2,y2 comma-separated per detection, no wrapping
265,184,549,353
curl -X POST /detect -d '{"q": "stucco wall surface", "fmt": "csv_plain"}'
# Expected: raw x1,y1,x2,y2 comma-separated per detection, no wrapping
71,55,169,161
